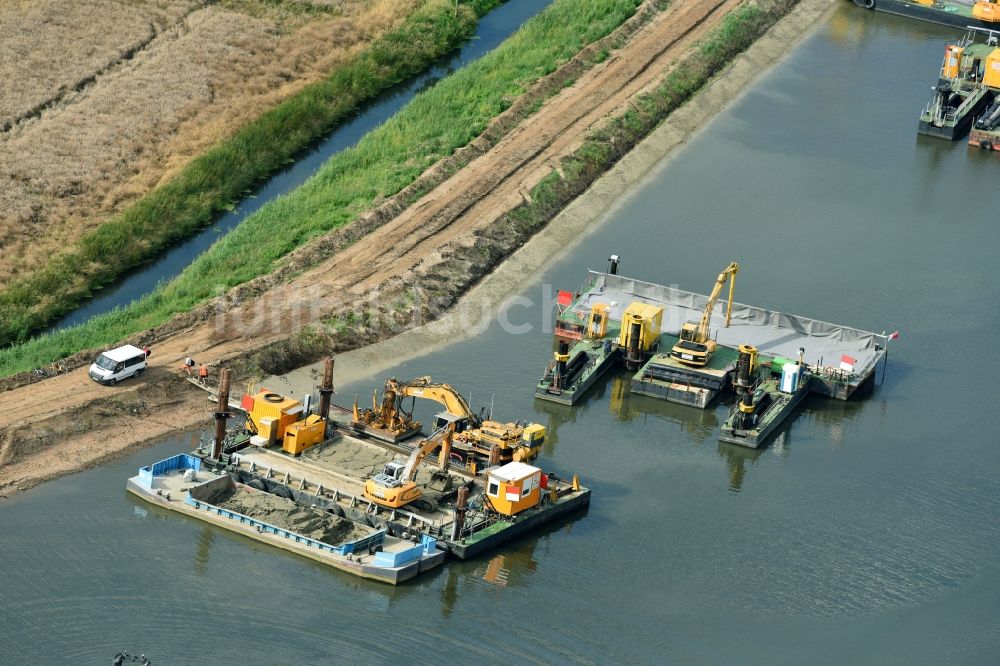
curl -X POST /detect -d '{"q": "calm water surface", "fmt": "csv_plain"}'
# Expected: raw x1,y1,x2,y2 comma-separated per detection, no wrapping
3,6,998,664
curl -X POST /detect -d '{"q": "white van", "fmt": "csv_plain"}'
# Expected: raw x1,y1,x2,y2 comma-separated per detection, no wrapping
88,344,147,386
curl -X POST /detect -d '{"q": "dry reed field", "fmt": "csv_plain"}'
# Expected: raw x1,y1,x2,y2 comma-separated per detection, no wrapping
0,0,201,130
0,0,424,287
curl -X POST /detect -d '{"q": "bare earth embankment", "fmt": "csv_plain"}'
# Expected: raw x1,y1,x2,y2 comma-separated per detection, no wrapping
0,0,423,286
0,0,836,499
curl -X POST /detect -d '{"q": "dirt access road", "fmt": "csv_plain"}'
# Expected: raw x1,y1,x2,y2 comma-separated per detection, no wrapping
0,0,768,498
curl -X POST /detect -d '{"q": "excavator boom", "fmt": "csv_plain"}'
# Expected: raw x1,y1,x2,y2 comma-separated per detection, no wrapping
671,261,739,367
695,261,739,342
402,423,454,480
393,377,475,421
364,422,455,508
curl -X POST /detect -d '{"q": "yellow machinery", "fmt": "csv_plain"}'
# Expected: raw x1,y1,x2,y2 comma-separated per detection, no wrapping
670,261,739,368
587,303,610,338
484,461,543,517
973,1,1000,23
283,415,327,455
617,302,664,369
242,389,326,456
351,380,421,440
983,47,1000,88
354,377,545,465
364,424,455,508
942,43,965,80
934,34,1000,89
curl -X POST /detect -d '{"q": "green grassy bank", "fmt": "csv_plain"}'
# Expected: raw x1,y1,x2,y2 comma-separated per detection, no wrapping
0,0,644,378
249,0,804,376
0,0,488,346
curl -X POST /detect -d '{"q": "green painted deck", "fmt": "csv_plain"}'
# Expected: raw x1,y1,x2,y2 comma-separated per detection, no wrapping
464,520,513,545
640,334,747,381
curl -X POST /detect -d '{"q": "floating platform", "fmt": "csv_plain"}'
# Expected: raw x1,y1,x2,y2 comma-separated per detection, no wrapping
446,488,590,559
562,271,886,401
719,375,812,449
127,454,444,585
919,81,992,140
535,338,618,405
130,422,589,583
969,95,1000,149
631,335,738,408
225,437,590,562
848,0,1000,32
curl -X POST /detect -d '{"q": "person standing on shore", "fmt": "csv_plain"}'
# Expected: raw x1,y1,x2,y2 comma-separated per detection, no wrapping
181,357,195,377
198,363,208,385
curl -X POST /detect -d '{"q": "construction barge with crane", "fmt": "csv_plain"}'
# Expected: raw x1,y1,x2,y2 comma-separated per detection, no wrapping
847,0,1000,32
536,257,891,448
128,363,589,585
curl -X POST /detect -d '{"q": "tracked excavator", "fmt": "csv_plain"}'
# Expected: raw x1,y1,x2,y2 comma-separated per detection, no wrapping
670,261,739,367
354,377,545,465
363,423,456,509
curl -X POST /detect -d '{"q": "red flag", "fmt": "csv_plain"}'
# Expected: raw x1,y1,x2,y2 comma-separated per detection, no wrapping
888,330,900,340
557,290,573,307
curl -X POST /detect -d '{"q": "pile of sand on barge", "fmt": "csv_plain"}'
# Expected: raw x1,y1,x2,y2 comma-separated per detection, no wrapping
212,486,370,545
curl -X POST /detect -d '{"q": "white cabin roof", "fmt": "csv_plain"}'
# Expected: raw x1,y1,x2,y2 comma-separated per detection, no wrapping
489,461,540,482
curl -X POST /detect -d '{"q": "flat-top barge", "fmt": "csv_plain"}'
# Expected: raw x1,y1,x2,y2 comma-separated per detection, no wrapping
129,364,589,585
535,260,891,448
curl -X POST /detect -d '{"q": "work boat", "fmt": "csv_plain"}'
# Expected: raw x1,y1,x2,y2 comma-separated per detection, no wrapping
918,30,1000,140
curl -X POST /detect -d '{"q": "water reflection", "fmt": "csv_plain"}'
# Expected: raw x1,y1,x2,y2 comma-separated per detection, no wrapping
194,527,214,577
716,442,764,493
439,513,585,618
607,372,721,445
532,399,579,456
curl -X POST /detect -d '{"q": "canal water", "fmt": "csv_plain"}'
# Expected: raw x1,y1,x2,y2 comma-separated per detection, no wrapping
3,5,998,663
47,0,555,333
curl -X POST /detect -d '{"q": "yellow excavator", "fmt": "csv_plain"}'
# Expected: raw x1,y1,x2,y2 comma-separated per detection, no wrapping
670,261,739,368
354,377,545,465
363,423,456,509
973,0,1000,23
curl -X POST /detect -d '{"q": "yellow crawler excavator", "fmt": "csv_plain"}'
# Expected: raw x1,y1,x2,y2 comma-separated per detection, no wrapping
670,261,739,368
354,377,545,466
363,423,456,509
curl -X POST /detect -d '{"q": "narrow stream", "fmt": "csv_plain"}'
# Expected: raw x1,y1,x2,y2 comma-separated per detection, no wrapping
47,0,554,333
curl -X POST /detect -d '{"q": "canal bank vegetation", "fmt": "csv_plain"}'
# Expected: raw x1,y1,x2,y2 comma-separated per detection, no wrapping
248,0,805,377
0,0,644,379
0,0,480,345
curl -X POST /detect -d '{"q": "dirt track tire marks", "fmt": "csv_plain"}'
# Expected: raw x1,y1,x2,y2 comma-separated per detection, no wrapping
222,0,739,331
